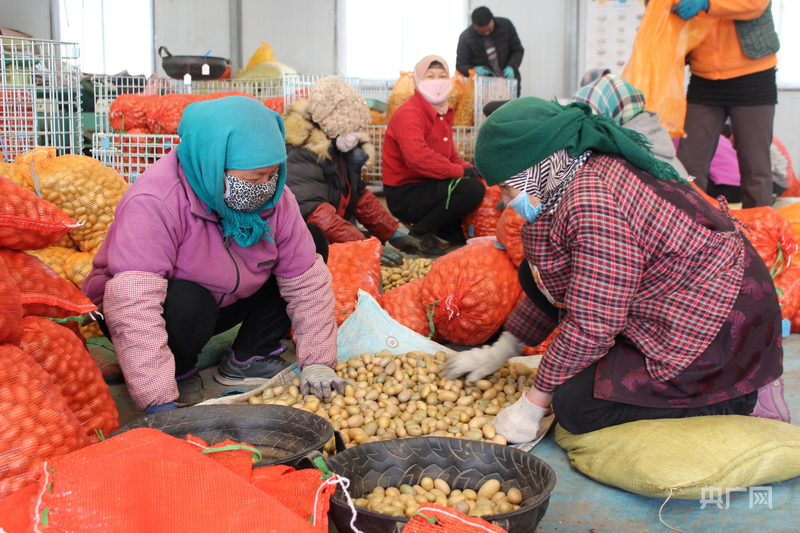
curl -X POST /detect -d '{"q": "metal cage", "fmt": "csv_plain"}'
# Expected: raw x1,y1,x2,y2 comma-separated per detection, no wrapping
0,37,82,161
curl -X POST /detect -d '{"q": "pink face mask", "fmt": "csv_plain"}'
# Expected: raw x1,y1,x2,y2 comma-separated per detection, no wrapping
418,79,452,105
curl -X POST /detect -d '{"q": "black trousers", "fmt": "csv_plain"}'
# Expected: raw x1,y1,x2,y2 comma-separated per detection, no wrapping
517,262,757,434
384,177,485,237
99,223,328,376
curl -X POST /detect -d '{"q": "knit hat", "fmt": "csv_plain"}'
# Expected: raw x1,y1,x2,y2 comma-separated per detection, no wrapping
308,77,370,138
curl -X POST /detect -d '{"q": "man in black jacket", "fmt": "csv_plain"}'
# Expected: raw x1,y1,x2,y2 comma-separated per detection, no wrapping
456,6,524,95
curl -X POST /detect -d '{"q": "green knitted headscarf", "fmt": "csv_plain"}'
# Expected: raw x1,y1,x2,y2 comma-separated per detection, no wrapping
475,97,686,186
177,96,287,247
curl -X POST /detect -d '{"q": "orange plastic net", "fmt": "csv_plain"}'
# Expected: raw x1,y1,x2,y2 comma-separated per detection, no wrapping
730,207,798,274
621,0,714,138
328,237,382,325
26,246,77,282
776,202,800,243
20,317,119,442
0,483,38,532
522,327,560,356
404,503,508,533
495,207,526,266
0,176,78,251
775,137,799,198
0,255,23,346
381,277,441,341
0,161,34,192
421,241,520,345
29,428,328,532
0,344,90,500
453,70,476,127
63,251,95,289
462,180,502,238
0,248,97,318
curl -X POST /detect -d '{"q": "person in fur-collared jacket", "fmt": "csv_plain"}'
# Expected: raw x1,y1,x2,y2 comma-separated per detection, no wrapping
283,77,421,253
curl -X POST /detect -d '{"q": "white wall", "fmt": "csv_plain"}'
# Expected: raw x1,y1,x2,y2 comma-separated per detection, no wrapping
0,0,52,39
153,0,231,78
241,0,336,75
469,0,569,99
775,91,800,172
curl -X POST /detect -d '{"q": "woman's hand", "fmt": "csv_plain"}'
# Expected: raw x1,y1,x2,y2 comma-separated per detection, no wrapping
300,364,348,398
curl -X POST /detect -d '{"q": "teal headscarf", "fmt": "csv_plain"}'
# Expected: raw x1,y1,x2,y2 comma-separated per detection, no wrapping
475,97,685,187
177,96,287,247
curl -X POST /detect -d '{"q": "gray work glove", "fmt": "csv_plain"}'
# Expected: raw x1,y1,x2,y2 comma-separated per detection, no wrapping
388,234,422,255
443,331,523,383
300,364,348,398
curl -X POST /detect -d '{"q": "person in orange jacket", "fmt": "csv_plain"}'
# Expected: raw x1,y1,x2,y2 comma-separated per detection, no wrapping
673,0,779,208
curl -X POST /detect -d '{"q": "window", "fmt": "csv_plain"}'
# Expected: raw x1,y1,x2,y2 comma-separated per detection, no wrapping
58,0,153,76
344,0,468,79
773,0,800,88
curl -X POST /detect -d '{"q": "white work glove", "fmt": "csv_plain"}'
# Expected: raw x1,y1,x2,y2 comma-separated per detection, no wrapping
493,394,549,444
300,364,348,399
443,331,524,383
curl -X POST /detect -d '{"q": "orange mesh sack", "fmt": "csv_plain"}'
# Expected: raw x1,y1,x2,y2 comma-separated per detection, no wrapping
0,161,34,192
20,317,119,442
0,344,90,500
386,71,414,120
776,202,800,241
381,277,441,341
0,176,79,251
421,241,520,345
495,207,526,266
730,207,799,273
522,327,560,356
773,266,800,321
448,72,467,113
621,0,714,138
328,237,382,326
250,464,337,528
22,154,128,253
109,94,160,132
0,248,97,318
148,93,204,134
775,137,800,198
63,251,95,289
453,70,476,127
30,428,323,532
0,256,23,346
26,245,77,281
54,231,78,250
462,181,502,238
0,483,38,532
80,321,104,339
404,503,508,533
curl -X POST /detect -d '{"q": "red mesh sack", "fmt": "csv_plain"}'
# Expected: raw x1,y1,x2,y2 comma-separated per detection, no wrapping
730,207,798,273
381,277,441,341
203,90,255,101
251,464,337,527
0,483,38,531
0,248,97,318
522,327,560,356
147,93,204,134
776,202,800,243
776,137,799,198
0,176,79,251
328,237,382,326
403,503,508,533
263,96,285,115
421,241,520,345
0,256,23,345
495,207,526,266
109,94,160,132
773,266,800,321
30,428,323,532
20,317,119,442
0,344,90,500
462,181,502,238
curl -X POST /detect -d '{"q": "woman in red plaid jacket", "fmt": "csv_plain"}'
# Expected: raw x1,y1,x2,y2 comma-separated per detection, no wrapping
444,97,788,443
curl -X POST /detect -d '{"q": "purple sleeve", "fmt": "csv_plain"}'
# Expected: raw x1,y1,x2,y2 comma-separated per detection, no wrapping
270,187,317,279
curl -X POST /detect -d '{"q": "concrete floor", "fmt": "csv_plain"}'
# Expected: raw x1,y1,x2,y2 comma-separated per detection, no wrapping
109,336,800,532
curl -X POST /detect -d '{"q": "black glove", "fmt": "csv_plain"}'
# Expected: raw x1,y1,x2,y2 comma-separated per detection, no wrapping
388,234,422,255
462,166,480,179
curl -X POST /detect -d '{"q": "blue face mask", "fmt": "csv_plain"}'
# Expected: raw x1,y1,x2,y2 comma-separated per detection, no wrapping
507,191,542,223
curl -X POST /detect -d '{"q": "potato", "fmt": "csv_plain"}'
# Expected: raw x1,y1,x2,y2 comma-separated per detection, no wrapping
478,479,501,500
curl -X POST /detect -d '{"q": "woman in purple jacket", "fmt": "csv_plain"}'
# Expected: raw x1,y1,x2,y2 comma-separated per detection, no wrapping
83,97,345,415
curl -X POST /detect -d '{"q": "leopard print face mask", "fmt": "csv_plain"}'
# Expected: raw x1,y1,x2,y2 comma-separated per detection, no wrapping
223,170,279,212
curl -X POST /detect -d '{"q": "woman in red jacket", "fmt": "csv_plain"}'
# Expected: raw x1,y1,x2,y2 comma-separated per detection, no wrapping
382,55,485,256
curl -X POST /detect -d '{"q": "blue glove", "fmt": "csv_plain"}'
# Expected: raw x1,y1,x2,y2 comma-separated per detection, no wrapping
145,402,177,415
474,66,492,76
503,66,515,79
671,0,708,20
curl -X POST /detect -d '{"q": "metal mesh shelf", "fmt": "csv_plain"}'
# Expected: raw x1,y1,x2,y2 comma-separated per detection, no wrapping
0,37,82,161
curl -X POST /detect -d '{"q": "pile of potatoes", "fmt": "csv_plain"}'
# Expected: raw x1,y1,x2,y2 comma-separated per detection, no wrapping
248,350,537,450
354,478,523,518
381,258,433,293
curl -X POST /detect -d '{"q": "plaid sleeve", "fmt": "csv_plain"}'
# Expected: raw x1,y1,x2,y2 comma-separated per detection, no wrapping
534,176,644,393
504,295,558,347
